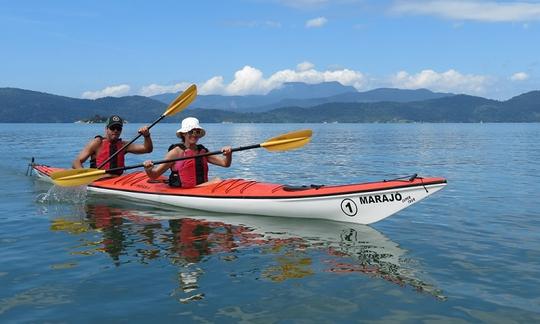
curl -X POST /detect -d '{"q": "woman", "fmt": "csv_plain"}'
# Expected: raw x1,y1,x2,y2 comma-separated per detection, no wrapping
143,117,232,188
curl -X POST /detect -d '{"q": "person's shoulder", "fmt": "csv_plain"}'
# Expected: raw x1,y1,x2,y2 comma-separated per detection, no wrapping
84,136,102,151
91,135,103,145
168,143,186,152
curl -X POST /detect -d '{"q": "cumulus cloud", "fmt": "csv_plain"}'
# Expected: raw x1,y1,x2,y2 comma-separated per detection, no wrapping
139,82,191,96
391,69,490,94
196,63,367,95
306,16,328,28
510,72,529,81
199,76,226,94
82,84,131,99
226,66,268,95
137,65,498,97
391,0,540,22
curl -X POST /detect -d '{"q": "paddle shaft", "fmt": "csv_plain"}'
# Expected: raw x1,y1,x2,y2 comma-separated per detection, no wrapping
97,114,164,169
105,143,261,174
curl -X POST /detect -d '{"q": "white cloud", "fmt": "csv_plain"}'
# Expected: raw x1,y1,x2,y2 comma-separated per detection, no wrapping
139,82,191,96
391,69,490,94
196,64,367,95
297,61,315,71
256,65,367,93
510,72,529,81
306,16,328,28
135,65,500,98
82,84,131,99
200,76,226,95
226,66,268,95
391,0,540,22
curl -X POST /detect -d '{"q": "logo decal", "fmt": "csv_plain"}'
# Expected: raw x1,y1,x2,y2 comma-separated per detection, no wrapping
359,193,402,205
341,198,358,217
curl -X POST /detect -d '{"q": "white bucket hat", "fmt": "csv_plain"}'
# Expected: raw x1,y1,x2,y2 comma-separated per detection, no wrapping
176,117,206,138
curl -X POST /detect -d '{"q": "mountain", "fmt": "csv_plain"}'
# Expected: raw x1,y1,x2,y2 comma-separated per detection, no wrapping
151,82,454,112
266,81,356,99
151,81,354,103
255,88,454,111
0,88,166,123
151,81,356,111
344,88,452,102
180,92,540,123
2,86,540,123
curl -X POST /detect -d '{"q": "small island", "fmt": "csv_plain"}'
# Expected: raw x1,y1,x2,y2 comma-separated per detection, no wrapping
75,114,128,124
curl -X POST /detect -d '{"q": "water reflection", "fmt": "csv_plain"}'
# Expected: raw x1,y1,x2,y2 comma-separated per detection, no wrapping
48,201,444,302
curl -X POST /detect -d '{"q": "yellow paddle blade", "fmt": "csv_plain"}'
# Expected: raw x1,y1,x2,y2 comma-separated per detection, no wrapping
50,168,99,179
260,129,313,152
50,168,107,187
163,84,197,117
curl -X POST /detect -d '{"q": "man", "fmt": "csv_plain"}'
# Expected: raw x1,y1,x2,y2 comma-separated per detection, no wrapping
72,115,153,175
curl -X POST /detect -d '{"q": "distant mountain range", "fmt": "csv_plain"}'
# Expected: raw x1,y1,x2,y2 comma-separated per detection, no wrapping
1,82,539,123
151,81,453,112
0,88,165,123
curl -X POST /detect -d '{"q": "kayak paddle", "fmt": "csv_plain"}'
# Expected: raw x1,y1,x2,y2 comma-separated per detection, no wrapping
97,84,197,169
51,129,313,187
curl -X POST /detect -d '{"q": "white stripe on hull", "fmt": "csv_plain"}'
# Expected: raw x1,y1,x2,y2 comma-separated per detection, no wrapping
88,183,445,224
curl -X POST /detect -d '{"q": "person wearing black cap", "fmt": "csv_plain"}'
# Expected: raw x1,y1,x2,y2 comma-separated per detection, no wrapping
72,115,153,175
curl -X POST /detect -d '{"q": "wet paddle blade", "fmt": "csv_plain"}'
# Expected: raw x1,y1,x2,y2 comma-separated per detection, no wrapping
50,168,99,180
50,168,107,187
260,129,312,151
163,84,197,117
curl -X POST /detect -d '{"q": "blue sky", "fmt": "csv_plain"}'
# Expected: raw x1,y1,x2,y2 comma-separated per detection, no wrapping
1,0,539,100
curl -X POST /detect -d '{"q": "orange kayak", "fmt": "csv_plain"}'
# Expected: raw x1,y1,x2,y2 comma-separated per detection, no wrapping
32,164,446,225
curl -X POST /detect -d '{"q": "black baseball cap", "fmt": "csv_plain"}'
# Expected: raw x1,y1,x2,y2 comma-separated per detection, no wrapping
106,115,123,128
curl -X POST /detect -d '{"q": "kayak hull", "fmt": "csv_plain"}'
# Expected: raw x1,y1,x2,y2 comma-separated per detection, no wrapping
32,165,446,225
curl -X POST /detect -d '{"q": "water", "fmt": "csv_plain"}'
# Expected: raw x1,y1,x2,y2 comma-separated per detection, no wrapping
1,123,539,322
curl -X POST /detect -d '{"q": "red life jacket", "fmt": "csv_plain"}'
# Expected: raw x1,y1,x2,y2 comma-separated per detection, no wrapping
90,136,125,175
168,144,208,188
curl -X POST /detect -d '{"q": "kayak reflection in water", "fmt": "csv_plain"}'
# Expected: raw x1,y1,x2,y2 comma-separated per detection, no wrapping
143,117,232,188
72,114,153,176
47,204,445,301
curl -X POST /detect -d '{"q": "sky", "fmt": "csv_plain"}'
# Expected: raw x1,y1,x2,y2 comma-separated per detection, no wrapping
1,0,539,100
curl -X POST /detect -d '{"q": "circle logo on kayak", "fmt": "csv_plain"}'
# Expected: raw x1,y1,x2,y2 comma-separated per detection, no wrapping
341,198,357,217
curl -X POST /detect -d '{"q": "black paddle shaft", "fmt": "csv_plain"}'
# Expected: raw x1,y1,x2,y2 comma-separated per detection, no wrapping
97,115,165,169
106,143,261,174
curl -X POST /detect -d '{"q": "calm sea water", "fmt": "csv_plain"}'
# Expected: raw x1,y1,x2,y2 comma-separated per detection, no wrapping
1,122,539,322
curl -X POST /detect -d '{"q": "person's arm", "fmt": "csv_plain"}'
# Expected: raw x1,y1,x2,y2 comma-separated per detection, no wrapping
143,148,178,179
72,138,101,169
207,146,232,167
127,126,153,154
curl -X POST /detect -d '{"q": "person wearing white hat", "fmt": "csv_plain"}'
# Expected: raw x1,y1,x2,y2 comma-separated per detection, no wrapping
143,117,232,188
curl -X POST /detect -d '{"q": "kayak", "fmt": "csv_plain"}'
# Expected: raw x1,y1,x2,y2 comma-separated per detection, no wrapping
32,164,446,225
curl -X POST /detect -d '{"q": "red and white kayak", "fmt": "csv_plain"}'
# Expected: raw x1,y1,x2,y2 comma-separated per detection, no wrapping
32,165,446,225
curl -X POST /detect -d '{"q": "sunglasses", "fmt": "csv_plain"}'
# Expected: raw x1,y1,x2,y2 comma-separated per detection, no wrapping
187,129,204,137
109,125,123,132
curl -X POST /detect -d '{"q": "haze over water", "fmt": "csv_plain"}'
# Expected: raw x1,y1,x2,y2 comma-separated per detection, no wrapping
1,123,539,322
